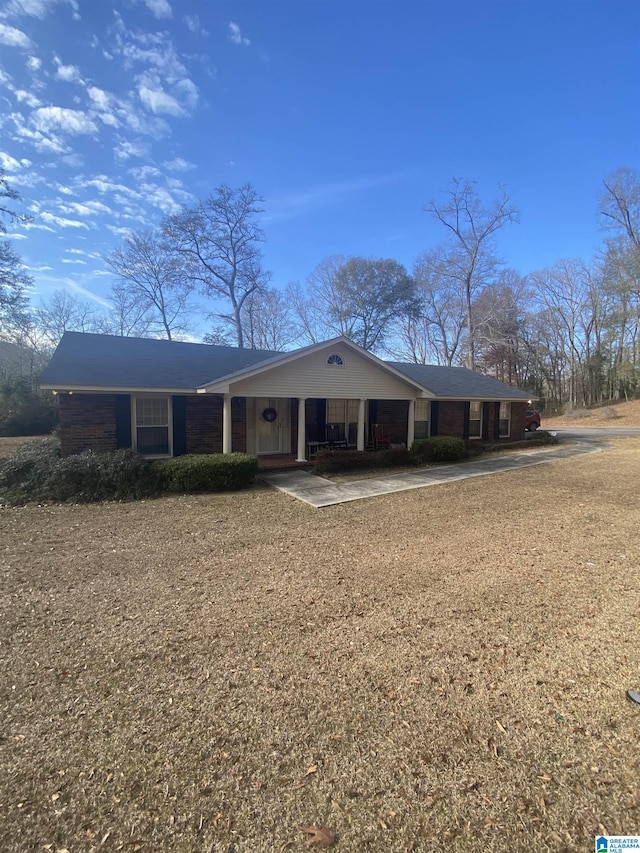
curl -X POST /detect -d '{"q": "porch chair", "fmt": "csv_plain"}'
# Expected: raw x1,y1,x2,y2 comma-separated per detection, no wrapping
326,423,348,450
371,423,391,450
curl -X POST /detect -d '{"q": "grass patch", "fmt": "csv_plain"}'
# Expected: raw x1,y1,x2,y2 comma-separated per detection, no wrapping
1,439,639,850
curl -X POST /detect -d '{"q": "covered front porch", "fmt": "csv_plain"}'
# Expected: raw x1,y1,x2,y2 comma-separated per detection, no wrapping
222,394,421,463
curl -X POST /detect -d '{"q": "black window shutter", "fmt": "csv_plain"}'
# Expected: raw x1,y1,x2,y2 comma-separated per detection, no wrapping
172,395,186,457
430,400,439,436
115,395,132,449
494,402,501,440
462,402,470,440
482,402,490,440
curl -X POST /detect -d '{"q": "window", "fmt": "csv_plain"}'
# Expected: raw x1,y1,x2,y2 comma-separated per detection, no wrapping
133,396,171,456
499,402,511,437
326,399,359,443
468,401,482,439
326,353,344,366
414,400,430,439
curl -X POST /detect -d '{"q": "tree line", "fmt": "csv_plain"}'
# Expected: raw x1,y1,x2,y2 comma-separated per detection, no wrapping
1,166,639,412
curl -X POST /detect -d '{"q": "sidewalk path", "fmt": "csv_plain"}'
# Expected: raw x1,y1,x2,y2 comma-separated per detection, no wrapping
260,440,605,508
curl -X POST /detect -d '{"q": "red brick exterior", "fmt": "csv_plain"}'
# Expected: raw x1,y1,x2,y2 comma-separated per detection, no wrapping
375,400,410,444
58,393,529,457
437,401,466,437
59,393,119,456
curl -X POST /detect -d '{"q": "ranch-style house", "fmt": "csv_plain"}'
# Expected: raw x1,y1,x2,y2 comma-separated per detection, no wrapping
41,332,535,462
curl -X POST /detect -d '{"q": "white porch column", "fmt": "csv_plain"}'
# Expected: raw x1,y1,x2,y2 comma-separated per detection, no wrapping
407,399,415,451
222,394,232,454
357,398,366,451
296,398,307,462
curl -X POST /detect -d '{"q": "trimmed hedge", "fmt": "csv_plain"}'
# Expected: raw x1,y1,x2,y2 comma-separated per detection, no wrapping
0,436,159,504
410,435,468,464
0,440,258,504
313,447,411,474
156,453,258,492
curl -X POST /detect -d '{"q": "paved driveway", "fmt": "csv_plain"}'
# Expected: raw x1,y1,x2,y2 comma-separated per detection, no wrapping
262,439,607,508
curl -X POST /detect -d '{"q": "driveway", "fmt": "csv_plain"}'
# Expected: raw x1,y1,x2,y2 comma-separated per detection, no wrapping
262,439,606,507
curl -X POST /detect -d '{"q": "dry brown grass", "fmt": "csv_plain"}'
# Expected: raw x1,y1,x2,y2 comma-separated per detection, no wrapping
0,435,35,458
1,439,640,852
544,398,640,428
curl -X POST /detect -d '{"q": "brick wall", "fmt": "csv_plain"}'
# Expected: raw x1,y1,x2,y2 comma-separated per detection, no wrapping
510,401,528,439
436,401,466,437
185,395,248,454
59,394,118,456
375,400,410,444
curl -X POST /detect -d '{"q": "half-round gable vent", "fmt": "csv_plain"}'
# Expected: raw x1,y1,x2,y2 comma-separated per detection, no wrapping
326,353,344,366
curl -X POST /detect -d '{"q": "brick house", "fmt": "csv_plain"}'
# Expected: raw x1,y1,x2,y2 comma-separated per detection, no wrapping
40,332,535,460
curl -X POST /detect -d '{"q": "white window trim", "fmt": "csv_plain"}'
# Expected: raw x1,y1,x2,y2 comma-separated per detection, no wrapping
131,394,173,458
414,400,430,439
468,401,482,439
499,401,511,438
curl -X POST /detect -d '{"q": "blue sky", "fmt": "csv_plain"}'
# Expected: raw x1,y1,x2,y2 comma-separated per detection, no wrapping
1,0,638,333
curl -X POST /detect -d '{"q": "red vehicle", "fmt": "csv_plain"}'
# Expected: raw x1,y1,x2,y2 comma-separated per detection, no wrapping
525,409,541,431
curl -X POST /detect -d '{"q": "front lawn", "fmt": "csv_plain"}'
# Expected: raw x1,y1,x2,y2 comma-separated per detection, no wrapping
1,439,639,851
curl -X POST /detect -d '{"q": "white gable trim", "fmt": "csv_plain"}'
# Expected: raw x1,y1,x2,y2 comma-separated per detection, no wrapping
199,337,434,397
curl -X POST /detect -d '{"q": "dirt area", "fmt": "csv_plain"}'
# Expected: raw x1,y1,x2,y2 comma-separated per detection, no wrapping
1,435,639,852
543,398,640,428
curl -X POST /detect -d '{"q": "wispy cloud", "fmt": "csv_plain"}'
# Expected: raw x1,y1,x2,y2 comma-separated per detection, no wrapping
40,211,90,229
2,0,80,20
267,172,417,223
163,156,195,172
53,55,83,83
141,0,172,20
0,22,33,49
184,14,208,37
228,21,250,47
33,106,97,136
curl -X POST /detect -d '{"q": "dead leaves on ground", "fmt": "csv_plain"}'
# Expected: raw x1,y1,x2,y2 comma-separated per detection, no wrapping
299,824,336,847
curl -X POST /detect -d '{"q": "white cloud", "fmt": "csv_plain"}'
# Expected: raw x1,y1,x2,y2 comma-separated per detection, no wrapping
0,22,33,49
60,200,113,217
53,55,83,83
26,55,41,71
15,88,42,107
32,106,97,135
0,152,23,171
5,232,28,240
40,211,90,229
114,138,149,163
62,258,87,264
86,85,111,111
184,15,208,36
3,0,78,18
228,21,250,46
163,156,195,172
142,0,172,19
138,84,184,117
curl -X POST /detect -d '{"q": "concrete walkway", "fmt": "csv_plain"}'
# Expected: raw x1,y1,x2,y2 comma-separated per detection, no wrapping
260,439,606,507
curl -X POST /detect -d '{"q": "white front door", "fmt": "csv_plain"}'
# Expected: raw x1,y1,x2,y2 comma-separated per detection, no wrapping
256,398,290,454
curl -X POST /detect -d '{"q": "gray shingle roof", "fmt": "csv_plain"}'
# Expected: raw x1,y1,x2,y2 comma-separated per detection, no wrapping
388,362,532,400
40,332,282,390
40,332,533,400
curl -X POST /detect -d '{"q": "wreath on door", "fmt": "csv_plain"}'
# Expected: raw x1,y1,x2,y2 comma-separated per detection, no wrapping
262,407,277,422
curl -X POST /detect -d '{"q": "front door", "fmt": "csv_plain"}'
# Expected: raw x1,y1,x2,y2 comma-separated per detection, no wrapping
256,398,290,454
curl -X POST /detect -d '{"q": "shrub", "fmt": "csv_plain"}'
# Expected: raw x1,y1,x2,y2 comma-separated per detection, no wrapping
601,406,619,420
410,436,467,464
157,453,258,492
313,447,412,474
0,437,160,504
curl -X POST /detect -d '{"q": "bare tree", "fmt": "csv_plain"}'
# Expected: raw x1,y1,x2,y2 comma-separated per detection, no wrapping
424,178,519,369
294,255,417,352
105,229,194,341
600,167,640,249
388,249,467,365
0,168,32,340
163,184,270,347
241,286,299,351
36,289,103,348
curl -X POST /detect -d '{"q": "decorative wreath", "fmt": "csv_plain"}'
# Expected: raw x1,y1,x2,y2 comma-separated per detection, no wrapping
262,407,277,422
